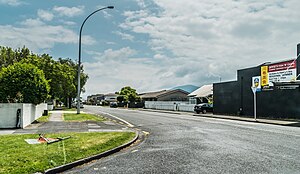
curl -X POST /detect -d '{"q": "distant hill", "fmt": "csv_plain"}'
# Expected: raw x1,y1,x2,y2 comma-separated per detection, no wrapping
171,85,199,93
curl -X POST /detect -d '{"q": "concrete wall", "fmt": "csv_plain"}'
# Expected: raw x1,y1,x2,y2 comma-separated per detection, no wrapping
0,103,23,129
0,103,47,129
144,101,195,112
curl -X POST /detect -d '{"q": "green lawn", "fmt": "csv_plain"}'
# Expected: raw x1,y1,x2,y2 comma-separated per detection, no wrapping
0,132,136,174
63,113,106,122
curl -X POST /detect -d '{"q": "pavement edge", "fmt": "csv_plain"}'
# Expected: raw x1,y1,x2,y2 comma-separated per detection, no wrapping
44,130,139,174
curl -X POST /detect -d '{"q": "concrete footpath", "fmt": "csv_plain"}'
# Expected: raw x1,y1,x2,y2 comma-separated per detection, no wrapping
0,111,129,135
141,109,300,127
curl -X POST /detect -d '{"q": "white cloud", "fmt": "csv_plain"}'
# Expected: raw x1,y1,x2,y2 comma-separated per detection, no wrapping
0,24,77,52
84,48,161,95
102,10,112,19
113,31,135,41
37,9,54,21
87,47,137,61
0,0,23,6
53,6,84,17
0,18,96,53
119,0,300,88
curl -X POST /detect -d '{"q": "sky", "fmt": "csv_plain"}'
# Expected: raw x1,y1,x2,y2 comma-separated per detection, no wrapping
1,0,300,99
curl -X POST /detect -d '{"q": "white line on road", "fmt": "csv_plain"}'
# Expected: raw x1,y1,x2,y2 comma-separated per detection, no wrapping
98,111,135,128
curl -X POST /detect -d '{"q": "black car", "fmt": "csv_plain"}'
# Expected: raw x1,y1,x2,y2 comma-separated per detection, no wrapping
109,102,118,108
194,103,213,114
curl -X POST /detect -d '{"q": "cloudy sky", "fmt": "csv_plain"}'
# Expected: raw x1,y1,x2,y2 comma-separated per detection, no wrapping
1,0,300,98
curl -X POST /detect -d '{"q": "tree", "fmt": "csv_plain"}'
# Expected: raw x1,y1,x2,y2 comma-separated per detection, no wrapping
119,86,140,103
0,46,89,107
58,58,89,108
0,62,50,104
0,46,31,70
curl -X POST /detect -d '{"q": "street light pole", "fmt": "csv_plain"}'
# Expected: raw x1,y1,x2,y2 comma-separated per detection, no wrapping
77,6,114,114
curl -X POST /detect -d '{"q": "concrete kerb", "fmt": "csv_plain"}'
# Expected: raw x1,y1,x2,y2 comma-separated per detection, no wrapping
141,109,300,127
195,114,300,127
141,109,182,115
44,130,140,174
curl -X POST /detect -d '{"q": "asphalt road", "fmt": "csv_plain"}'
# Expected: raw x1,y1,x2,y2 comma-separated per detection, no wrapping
64,105,300,174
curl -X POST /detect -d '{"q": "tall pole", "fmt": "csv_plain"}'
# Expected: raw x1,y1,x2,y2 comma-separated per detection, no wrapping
251,87,257,121
77,6,114,114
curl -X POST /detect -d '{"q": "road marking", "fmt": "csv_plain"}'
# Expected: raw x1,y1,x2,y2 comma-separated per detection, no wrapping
98,111,134,128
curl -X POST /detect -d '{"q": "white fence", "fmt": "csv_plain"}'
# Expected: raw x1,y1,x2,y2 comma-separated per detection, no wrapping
0,103,47,129
145,101,195,112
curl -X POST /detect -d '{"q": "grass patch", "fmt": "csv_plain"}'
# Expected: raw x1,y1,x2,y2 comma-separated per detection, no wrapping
0,132,136,174
36,113,50,123
62,107,76,111
63,113,106,122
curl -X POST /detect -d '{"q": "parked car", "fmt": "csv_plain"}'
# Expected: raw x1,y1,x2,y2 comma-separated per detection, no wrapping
194,103,213,114
72,102,84,108
109,102,118,108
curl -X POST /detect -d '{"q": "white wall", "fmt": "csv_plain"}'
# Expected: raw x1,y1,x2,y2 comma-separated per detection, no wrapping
47,104,54,111
144,101,195,112
0,103,47,129
0,103,23,128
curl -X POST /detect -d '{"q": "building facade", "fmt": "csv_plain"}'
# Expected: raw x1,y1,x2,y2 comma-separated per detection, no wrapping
214,44,300,119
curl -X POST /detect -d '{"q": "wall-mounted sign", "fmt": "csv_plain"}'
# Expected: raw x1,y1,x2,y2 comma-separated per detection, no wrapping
261,66,268,87
268,60,296,83
260,60,297,89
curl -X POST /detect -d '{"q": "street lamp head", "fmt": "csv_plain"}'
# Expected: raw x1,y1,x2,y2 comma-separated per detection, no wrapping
107,6,114,9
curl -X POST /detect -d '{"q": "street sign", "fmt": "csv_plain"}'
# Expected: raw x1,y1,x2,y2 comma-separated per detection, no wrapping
252,76,261,92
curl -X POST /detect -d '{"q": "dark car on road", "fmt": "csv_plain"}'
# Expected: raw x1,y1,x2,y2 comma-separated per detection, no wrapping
110,102,118,108
194,103,213,114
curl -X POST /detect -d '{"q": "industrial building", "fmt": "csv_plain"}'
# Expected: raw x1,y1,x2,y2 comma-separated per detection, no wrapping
214,44,300,119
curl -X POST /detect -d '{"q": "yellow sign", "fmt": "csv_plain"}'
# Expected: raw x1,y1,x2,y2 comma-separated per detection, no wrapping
261,66,268,86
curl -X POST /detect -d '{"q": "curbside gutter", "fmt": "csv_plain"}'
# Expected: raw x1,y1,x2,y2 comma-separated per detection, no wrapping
44,130,139,174
195,114,300,127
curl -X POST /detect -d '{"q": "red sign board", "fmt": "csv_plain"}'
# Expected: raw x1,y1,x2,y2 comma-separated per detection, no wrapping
268,60,296,72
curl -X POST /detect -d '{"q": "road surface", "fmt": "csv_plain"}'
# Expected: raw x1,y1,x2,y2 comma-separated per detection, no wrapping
64,105,300,174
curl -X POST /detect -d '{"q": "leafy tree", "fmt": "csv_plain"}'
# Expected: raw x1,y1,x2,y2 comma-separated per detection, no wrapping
117,95,125,103
0,62,50,104
0,46,31,70
119,86,140,103
0,45,89,107
58,58,88,107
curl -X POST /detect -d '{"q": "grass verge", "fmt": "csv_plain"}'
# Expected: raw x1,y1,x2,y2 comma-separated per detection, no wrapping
62,107,76,111
63,113,106,122
36,113,50,123
0,132,135,174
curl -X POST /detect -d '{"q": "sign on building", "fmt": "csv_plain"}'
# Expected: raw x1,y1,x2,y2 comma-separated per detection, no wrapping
260,60,297,89
261,66,268,87
268,60,296,83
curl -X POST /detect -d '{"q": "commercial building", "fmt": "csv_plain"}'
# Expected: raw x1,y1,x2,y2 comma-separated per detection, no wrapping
214,44,300,119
